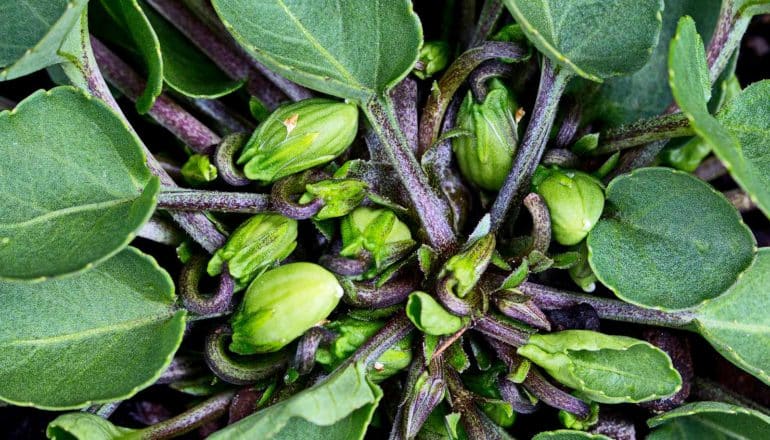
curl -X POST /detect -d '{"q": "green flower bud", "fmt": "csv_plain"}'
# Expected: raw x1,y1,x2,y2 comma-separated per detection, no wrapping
230,262,343,354
413,41,450,79
238,98,359,184
316,317,412,381
340,207,416,274
452,79,519,191
181,154,217,185
207,213,297,288
298,178,368,220
440,234,495,298
533,168,605,246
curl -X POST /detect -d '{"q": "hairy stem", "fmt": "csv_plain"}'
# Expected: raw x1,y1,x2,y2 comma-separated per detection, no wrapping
518,282,696,328
137,216,185,246
523,193,551,255
158,188,270,213
183,97,255,134
91,38,221,154
204,325,289,385
179,255,235,315
592,113,693,156
418,41,529,155
489,59,572,232
473,315,532,347
337,312,414,370
140,390,235,439
365,96,457,253
469,0,505,46
707,0,751,84
523,368,591,418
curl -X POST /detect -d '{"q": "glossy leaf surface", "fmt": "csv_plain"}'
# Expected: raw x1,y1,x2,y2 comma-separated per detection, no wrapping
0,248,185,409
0,86,159,281
588,168,755,310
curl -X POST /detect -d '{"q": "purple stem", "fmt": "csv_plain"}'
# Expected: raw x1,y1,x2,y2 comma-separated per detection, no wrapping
321,254,371,277
339,270,418,308
695,156,728,181
523,368,591,418
139,390,235,439
185,97,255,134
473,315,531,347
91,38,221,155
157,356,206,385
469,0,505,47
498,377,538,414
293,327,337,375
518,282,696,328
592,113,693,156
493,290,552,331
270,174,325,220
541,148,580,168
436,277,475,316
418,41,529,155
214,133,252,186
179,255,235,315
469,59,517,102
523,193,551,255
389,77,419,154
158,188,270,213
137,216,185,246
336,312,414,370
489,58,571,232
204,324,289,385
554,100,582,149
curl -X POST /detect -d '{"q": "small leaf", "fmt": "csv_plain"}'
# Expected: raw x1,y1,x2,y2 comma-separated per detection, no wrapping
502,0,664,81
0,0,89,80
407,291,468,336
533,430,611,440
0,87,159,281
693,248,770,386
47,412,138,440
210,363,381,440
211,0,422,102
587,168,755,310
0,248,185,409
518,330,682,404
647,401,770,440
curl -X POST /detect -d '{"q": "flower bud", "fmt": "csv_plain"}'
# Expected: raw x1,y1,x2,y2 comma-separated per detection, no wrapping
440,234,495,298
340,207,416,274
181,154,217,185
298,178,368,220
238,98,359,184
315,317,412,381
413,41,450,79
230,262,343,354
533,167,605,246
207,213,297,288
452,79,519,191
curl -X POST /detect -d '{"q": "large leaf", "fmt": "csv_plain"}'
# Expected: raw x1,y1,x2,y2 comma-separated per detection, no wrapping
692,248,770,386
211,0,422,102
587,168,755,310
211,363,381,439
0,86,159,281
588,0,721,126
502,0,663,81
0,0,88,80
518,330,681,404
647,401,770,439
0,248,186,409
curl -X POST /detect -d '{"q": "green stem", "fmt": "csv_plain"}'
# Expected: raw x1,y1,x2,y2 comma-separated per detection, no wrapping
591,113,693,156
139,390,235,439
364,96,457,253
489,58,572,231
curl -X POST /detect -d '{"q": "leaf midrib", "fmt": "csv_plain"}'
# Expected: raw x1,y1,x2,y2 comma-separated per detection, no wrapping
0,195,140,229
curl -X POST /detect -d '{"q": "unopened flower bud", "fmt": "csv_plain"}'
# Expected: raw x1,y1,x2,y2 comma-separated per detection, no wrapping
298,178,368,220
207,213,297,288
413,41,450,79
230,262,343,354
440,234,495,298
238,98,359,183
533,167,605,246
453,79,519,191
340,207,416,274
181,154,217,185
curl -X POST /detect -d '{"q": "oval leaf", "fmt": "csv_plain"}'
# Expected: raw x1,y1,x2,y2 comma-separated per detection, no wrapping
647,401,770,440
48,412,138,440
518,330,682,404
0,86,159,281
588,168,755,310
210,362,381,439
0,0,88,80
502,0,664,81
406,291,467,336
211,0,422,101
693,248,770,386
0,248,185,409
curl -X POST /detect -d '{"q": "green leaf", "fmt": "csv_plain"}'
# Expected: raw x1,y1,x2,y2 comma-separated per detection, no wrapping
518,330,682,404
533,430,611,440
502,0,664,81
47,412,139,440
692,248,770,386
0,247,185,409
140,2,244,99
406,291,467,336
0,0,88,80
587,0,721,126
647,401,770,440
100,0,163,114
211,0,422,102
210,363,381,439
0,86,159,281
587,168,755,310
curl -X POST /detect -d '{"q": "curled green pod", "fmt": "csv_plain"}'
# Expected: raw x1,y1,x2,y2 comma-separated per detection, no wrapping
533,167,605,246
230,262,344,355
207,213,297,289
453,79,519,191
238,98,359,184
